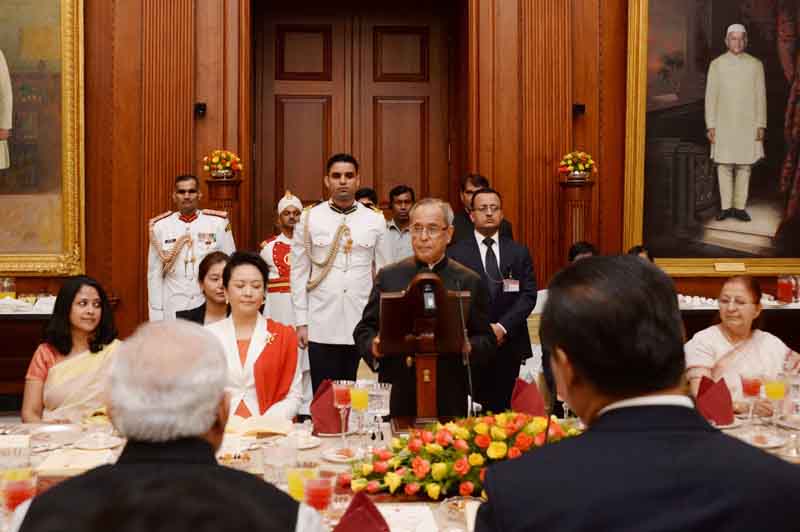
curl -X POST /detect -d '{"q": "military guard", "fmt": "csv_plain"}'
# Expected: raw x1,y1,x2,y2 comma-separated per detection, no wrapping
291,154,391,392
147,174,236,320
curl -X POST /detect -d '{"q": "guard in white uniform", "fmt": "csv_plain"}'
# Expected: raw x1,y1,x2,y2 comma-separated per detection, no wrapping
291,154,391,392
260,190,312,414
147,175,236,320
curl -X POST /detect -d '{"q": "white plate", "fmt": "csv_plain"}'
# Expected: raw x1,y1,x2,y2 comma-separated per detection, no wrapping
321,447,360,463
747,433,787,449
296,436,321,450
31,424,84,444
777,416,800,431
73,434,124,450
315,430,356,438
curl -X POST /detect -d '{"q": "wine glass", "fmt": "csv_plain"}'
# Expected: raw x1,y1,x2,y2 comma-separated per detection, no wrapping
740,373,762,436
366,382,391,447
764,373,788,436
331,380,354,452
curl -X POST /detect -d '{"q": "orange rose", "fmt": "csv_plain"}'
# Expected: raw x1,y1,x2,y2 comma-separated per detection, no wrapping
474,434,491,449
514,432,534,452
508,446,522,459
453,456,470,477
459,481,475,496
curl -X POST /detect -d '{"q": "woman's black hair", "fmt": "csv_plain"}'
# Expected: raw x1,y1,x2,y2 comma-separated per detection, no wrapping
222,252,270,288
44,276,118,355
198,251,230,282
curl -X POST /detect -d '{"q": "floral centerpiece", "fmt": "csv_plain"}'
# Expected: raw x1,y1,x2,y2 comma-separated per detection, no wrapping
344,412,580,500
203,149,243,178
558,151,597,180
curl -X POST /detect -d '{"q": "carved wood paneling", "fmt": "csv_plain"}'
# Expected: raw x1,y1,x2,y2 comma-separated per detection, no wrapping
373,26,430,82
275,95,332,202
276,25,333,81
373,96,429,200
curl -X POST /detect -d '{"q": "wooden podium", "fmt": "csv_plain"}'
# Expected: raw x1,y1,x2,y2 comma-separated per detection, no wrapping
379,272,470,426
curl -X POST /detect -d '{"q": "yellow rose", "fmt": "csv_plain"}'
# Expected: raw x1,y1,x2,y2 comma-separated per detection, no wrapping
454,427,471,440
490,426,507,441
487,441,507,459
431,462,448,481
203,165,210,171
473,422,489,435
526,417,548,435
361,463,373,476
426,443,444,455
385,472,402,494
426,482,442,500
494,413,509,427
445,422,459,433
468,453,485,467
212,156,219,164
388,457,401,469
578,163,585,170
351,478,368,492
391,437,404,450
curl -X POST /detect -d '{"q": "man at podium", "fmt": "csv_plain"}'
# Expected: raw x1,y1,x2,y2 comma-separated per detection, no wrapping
354,198,496,417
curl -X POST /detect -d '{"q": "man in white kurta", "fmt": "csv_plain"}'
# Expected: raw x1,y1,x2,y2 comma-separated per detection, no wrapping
260,191,312,415
291,154,391,392
0,49,12,170
705,24,766,222
147,175,236,320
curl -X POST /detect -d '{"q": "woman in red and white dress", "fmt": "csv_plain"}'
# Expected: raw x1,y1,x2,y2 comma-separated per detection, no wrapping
206,252,303,420
260,191,312,415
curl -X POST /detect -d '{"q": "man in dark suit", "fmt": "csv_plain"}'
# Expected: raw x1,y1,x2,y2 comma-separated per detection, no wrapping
20,321,318,532
451,174,513,245
354,198,496,417
476,256,800,532
448,187,536,412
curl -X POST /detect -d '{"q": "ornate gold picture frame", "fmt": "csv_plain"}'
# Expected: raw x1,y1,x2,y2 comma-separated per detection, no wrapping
0,0,84,276
624,0,800,276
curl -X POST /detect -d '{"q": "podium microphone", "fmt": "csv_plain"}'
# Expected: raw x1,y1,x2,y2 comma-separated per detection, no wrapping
455,280,476,417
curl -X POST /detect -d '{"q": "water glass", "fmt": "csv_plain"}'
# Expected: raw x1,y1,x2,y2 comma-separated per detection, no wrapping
304,475,334,512
366,382,391,447
1,466,36,514
261,438,297,486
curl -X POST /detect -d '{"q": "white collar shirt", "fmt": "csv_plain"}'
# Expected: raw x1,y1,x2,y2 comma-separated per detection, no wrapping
474,230,501,274
387,218,413,262
597,394,694,417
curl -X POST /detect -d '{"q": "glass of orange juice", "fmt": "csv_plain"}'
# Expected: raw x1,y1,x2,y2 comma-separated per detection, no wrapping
765,373,787,436
286,461,318,502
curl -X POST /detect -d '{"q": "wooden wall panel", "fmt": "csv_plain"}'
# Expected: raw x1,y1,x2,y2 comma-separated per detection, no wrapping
373,96,429,200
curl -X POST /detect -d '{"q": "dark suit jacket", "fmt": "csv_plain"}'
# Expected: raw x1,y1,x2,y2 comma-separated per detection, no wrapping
176,303,207,324
451,210,513,245
447,235,536,360
353,256,496,417
21,438,299,532
476,405,800,532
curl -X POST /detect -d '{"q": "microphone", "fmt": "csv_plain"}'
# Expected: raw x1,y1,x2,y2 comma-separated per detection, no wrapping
456,279,476,417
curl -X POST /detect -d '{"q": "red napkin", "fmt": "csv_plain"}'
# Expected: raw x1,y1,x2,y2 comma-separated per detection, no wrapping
510,378,546,416
696,376,734,426
333,491,390,532
310,379,347,435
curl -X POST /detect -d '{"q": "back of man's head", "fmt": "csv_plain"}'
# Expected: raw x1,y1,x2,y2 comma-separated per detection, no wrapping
541,255,685,398
110,320,227,442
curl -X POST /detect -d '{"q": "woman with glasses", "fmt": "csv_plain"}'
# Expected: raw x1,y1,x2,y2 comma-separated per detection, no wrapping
685,276,799,413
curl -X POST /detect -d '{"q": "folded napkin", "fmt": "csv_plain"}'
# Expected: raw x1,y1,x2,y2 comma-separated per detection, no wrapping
696,376,734,426
333,491,390,532
510,378,545,416
310,379,347,435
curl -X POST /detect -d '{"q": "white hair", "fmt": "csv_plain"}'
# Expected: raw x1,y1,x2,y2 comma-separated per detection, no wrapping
109,320,228,442
409,197,454,226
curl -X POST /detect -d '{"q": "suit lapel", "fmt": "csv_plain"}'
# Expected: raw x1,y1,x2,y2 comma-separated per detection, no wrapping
244,314,269,374
498,236,512,280
465,237,488,280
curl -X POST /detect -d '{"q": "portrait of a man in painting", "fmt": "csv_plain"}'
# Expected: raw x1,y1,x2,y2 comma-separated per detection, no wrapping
643,0,800,259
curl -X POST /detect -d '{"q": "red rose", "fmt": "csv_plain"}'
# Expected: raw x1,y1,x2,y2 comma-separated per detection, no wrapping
377,449,393,461
408,438,423,453
548,422,565,439
514,432,534,452
373,461,389,474
479,467,487,483
421,430,435,444
508,446,522,459
453,456,470,477
474,434,491,449
514,413,529,425
435,429,453,447
366,480,381,494
395,466,407,476
404,482,421,496
459,481,475,496
482,416,496,426
412,457,431,479
454,438,470,452
337,472,351,488
534,432,546,447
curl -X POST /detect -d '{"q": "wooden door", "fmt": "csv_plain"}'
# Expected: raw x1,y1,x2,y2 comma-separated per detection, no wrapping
253,1,452,240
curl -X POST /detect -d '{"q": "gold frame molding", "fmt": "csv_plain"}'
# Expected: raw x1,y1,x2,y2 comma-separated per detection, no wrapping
623,0,800,276
0,0,85,276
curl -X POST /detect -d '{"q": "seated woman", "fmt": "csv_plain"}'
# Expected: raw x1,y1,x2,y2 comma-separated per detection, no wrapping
176,251,230,325
685,275,800,414
21,276,119,423
206,251,303,421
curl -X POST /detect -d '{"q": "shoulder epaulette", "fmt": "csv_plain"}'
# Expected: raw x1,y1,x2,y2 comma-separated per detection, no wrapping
259,235,278,249
304,200,323,211
149,211,172,226
371,206,383,214
202,208,228,218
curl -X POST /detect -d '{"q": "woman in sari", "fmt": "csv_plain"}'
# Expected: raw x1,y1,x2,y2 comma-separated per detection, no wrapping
206,252,303,421
21,276,119,423
685,276,800,415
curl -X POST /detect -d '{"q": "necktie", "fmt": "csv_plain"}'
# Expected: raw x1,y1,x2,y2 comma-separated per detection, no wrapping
484,237,501,300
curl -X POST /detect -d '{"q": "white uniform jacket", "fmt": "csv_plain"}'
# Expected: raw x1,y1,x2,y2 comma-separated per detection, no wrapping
206,314,303,421
291,201,391,344
147,209,236,320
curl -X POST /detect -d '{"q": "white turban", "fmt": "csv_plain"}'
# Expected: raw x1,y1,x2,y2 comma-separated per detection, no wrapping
726,24,746,36
277,191,302,213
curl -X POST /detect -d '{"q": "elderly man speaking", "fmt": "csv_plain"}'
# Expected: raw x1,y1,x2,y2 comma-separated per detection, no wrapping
354,198,496,417
20,320,322,532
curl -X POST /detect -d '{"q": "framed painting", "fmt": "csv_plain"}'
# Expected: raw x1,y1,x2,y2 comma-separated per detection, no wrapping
0,0,84,276
624,0,800,275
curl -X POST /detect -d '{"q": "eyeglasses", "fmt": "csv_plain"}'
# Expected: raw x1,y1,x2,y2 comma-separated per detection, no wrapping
474,205,501,214
175,189,198,195
719,298,755,308
410,225,447,238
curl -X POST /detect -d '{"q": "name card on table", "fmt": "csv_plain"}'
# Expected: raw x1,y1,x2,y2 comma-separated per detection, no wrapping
0,435,31,465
